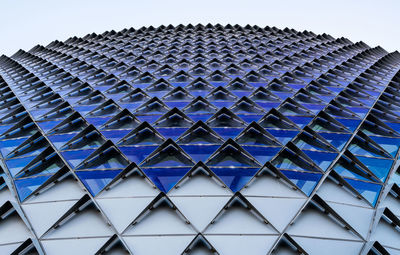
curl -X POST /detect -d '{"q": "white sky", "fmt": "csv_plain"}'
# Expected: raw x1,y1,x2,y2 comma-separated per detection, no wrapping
0,0,399,56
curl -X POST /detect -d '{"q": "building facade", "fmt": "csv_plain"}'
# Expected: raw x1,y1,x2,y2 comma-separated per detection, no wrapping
0,24,399,254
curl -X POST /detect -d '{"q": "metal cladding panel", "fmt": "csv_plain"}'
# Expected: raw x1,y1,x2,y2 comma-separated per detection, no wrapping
0,24,399,254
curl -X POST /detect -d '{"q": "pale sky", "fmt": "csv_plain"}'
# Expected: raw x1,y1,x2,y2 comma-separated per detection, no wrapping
0,0,399,56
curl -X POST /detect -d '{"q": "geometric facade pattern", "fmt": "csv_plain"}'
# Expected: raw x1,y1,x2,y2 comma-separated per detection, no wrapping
0,24,399,254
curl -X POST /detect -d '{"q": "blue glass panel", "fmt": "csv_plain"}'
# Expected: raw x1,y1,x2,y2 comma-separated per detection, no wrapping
14,175,52,201
76,169,122,195
242,146,281,164
48,133,77,149
344,178,381,206
180,144,219,162
302,150,337,171
0,125,13,136
61,149,95,168
85,117,111,127
101,130,130,143
302,103,325,113
231,91,252,98
318,132,351,151
135,115,162,123
280,170,322,196
119,103,142,110
37,120,62,132
369,136,400,157
119,146,157,164
142,167,191,192
187,114,213,122
156,128,188,140
189,91,209,97
211,167,259,192
238,115,263,123
356,156,393,182
336,118,361,132
0,138,25,157
211,101,234,108
213,128,243,140
5,156,36,177
165,102,190,109
73,105,97,115
256,102,280,111
287,116,313,128
348,107,369,117
267,129,299,145
275,92,293,100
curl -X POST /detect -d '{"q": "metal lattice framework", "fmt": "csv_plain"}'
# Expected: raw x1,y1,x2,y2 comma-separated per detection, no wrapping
0,24,399,254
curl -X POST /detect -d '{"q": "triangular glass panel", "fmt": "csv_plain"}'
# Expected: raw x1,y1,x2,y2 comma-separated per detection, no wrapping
140,139,195,167
15,147,65,178
6,131,49,159
60,125,106,150
132,71,156,84
117,121,165,146
100,108,141,130
169,70,194,83
104,80,133,95
271,142,323,173
119,88,151,103
154,108,194,127
348,130,393,159
230,96,266,114
85,99,122,117
183,97,218,114
134,97,170,114
206,139,260,167
309,111,351,133
185,78,215,91
145,78,174,92
332,151,381,183
38,102,74,120
206,86,238,101
162,87,194,101
206,107,246,127
225,78,253,91
47,112,88,135
278,98,314,116
249,87,281,102
258,108,299,130
153,64,176,77
189,64,211,76
75,169,122,196
177,121,225,144
243,70,266,83
76,141,130,170
361,114,400,137
206,70,231,82
293,126,338,152
235,121,281,146
267,78,295,92
224,63,245,76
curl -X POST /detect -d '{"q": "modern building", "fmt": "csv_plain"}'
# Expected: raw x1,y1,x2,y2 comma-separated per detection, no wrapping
0,24,399,254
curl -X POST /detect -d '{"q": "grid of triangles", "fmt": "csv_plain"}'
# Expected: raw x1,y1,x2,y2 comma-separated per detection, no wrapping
0,24,399,254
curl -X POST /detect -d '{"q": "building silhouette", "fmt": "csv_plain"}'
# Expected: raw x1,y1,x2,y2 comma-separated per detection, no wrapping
0,24,399,254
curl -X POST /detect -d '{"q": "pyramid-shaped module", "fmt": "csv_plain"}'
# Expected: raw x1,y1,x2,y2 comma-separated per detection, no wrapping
0,24,400,254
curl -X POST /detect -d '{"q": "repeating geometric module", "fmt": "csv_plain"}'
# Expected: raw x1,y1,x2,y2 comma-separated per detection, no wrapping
0,24,400,254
